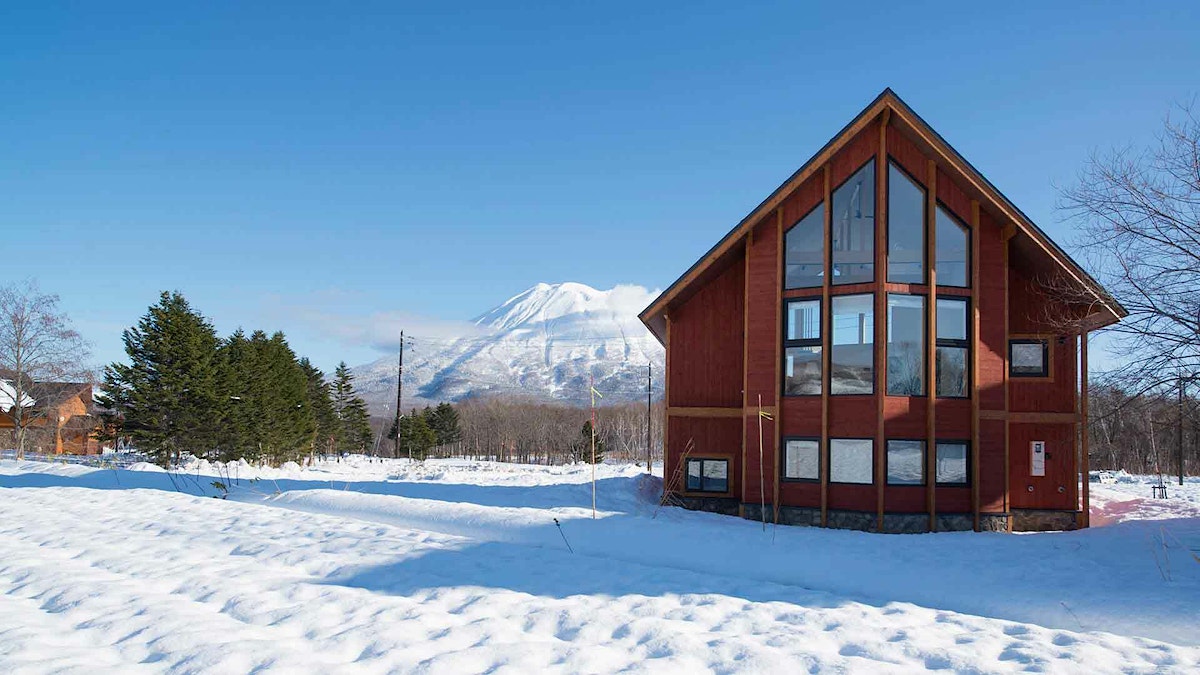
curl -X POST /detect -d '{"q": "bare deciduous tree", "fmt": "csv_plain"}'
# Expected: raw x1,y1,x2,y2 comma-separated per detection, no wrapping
0,281,91,458
1060,101,1200,394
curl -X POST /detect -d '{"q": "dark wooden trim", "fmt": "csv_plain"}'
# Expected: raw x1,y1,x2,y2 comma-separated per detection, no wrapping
875,113,888,531
663,312,671,505
1003,234,1012,532
970,199,981,531
820,164,832,527
780,436,822,482
979,410,1079,424
1008,334,1055,382
667,406,745,418
774,207,784,524
680,455,737,498
1081,330,1090,528
741,243,750,511
926,158,938,531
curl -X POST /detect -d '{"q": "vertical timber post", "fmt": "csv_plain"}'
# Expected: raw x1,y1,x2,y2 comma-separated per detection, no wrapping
820,164,832,528
971,200,981,531
875,111,889,532
926,159,938,532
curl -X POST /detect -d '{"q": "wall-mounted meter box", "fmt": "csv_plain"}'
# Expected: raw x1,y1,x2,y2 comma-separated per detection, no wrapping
1031,441,1046,477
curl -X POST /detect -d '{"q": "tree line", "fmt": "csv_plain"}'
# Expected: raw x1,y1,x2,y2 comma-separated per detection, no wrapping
392,396,661,466
98,291,374,466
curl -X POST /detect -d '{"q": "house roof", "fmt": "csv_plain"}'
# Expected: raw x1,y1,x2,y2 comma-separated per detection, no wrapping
638,88,1126,343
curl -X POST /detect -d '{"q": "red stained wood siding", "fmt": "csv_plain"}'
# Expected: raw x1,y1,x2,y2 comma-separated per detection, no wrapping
668,416,743,499
743,213,780,506
1009,422,1075,510
667,258,745,408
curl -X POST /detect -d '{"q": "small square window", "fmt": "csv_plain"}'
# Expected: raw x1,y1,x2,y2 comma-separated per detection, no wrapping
783,438,820,481
686,458,729,493
1010,339,1049,377
886,440,925,485
830,438,873,484
936,442,969,485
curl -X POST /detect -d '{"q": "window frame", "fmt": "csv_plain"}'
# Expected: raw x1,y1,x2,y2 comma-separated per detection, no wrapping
829,292,875,396
935,440,971,487
784,202,827,290
830,157,877,286
828,437,875,485
684,457,732,494
935,297,971,399
885,159,928,285
781,436,821,483
1009,337,1051,379
885,438,927,486
782,298,823,397
885,292,928,397
934,200,971,289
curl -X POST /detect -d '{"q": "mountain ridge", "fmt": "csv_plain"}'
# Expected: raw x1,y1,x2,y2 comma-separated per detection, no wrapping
352,282,664,414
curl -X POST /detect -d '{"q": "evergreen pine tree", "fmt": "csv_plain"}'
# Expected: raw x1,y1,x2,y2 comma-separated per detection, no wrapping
331,362,371,455
398,408,436,461
426,402,462,449
574,420,605,464
299,357,337,458
98,291,223,466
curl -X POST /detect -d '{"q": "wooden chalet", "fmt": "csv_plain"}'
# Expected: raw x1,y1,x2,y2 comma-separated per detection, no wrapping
640,89,1124,533
1,374,102,455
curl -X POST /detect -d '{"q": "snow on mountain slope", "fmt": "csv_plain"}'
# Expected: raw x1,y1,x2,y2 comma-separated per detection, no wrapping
352,283,663,413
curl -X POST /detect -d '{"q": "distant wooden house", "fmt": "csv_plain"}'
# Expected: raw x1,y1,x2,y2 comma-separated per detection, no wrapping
0,372,101,455
639,89,1124,533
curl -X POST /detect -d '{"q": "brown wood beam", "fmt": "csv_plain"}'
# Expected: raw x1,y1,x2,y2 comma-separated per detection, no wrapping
875,115,888,532
774,207,784,525
926,158,938,532
667,406,746,418
663,313,671,505
971,199,981,532
741,241,751,516
820,163,831,528
1003,226,1012,532
1081,330,1090,528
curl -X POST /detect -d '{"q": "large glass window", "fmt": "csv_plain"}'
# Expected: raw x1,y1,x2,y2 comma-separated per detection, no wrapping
1009,339,1049,377
830,438,873,484
886,440,925,485
783,299,822,396
886,294,925,396
686,458,729,492
831,159,875,285
888,163,926,283
783,438,820,481
936,206,969,287
831,294,874,394
785,204,825,289
936,442,969,485
936,298,969,397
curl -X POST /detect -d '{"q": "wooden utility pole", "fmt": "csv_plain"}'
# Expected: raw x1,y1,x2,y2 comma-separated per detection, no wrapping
647,363,652,473
395,330,404,459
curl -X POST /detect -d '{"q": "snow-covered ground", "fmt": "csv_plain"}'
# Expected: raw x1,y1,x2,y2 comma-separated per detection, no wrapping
0,457,1197,673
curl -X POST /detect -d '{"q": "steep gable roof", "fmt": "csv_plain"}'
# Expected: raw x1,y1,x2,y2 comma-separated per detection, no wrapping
639,88,1125,343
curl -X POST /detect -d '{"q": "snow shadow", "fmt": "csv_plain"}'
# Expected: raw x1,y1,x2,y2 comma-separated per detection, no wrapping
326,534,856,611
0,464,645,513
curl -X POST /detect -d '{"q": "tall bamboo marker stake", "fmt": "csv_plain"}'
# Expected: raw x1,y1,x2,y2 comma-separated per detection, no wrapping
590,374,603,519
757,394,774,531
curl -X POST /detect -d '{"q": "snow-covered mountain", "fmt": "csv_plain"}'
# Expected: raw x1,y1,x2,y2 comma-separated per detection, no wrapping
352,282,664,414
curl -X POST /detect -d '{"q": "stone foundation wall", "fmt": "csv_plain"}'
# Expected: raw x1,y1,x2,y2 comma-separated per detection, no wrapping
675,495,741,517
1012,509,1079,532
675,496,1043,535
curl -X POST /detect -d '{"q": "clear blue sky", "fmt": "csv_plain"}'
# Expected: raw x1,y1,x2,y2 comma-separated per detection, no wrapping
4,1,1197,373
